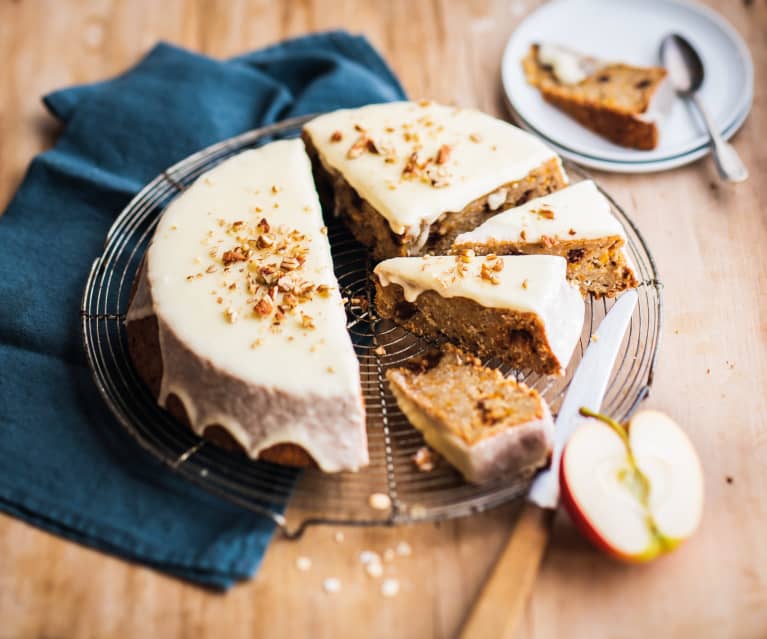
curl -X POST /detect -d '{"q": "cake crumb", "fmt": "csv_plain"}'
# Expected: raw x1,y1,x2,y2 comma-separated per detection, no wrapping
381,578,400,598
323,578,341,594
368,492,392,511
412,446,436,472
375,345,386,356
590,333,599,343
296,556,312,571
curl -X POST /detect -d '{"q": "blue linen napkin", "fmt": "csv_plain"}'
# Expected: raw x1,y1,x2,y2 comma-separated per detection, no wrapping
0,32,405,589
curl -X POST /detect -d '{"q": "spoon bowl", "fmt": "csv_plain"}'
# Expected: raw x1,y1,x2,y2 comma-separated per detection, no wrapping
659,33,748,183
660,34,705,95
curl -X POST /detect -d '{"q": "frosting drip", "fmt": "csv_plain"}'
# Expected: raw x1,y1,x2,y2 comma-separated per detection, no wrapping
374,254,584,371
126,139,367,472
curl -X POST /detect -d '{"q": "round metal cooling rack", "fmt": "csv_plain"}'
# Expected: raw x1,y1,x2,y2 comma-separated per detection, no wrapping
81,114,663,539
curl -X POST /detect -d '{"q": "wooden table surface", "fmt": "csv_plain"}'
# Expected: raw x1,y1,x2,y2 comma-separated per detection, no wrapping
2,1,765,638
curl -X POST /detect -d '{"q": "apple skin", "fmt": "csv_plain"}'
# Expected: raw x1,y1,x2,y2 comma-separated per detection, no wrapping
559,410,701,563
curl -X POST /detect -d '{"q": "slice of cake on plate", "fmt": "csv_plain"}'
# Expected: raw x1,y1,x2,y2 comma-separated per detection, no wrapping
387,344,553,484
522,43,671,150
126,139,368,472
373,254,584,375
453,180,638,297
303,101,567,259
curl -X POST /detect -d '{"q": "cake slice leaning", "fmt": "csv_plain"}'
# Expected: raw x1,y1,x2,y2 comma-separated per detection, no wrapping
373,254,584,375
453,180,638,298
125,139,368,472
523,44,671,150
387,345,554,485
303,101,567,259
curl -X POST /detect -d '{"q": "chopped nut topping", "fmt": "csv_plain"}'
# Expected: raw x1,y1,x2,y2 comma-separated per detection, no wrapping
224,307,238,323
469,132,482,143
436,144,451,165
280,256,300,272
253,297,273,317
519,229,527,241
250,339,263,349
521,279,529,289
205,265,217,274
222,247,248,265
568,228,577,236
347,134,378,159
301,313,316,330
317,284,332,297
330,130,343,143
480,262,500,285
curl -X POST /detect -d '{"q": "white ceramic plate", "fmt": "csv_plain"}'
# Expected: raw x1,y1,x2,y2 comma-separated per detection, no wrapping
501,0,753,169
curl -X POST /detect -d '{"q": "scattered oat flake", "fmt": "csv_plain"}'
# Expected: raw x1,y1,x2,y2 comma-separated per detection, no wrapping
381,578,400,598
396,541,412,557
296,556,312,571
323,578,341,594
369,493,392,510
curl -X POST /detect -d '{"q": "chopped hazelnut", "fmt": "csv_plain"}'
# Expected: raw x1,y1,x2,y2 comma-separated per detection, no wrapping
253,297,273,317
436,144,451,165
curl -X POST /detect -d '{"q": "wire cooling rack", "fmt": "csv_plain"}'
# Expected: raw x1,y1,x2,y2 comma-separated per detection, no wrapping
81,114,663,538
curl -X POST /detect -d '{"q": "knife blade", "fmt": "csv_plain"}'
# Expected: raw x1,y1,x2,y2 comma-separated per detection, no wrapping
528,289,638,509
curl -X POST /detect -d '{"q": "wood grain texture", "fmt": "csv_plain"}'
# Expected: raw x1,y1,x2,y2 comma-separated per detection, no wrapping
460,503,554,639
1,1,766,638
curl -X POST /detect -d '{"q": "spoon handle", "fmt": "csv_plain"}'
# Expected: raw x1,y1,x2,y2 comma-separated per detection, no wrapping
691,94,749,183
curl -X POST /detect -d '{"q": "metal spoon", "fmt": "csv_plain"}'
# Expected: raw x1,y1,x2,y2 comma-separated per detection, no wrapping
660,34,748,183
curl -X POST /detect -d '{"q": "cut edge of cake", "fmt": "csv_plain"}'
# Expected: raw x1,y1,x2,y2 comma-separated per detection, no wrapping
373,254,585,375
386,344,554,484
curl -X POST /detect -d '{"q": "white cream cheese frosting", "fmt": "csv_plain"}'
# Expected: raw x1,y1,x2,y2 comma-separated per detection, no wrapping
304,101,563,236
537,43,601,85
454,180,626,246
126,139,368,472
374,254,584,373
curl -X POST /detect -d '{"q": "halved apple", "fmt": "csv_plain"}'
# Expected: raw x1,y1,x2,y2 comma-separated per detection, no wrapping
560,409,704,562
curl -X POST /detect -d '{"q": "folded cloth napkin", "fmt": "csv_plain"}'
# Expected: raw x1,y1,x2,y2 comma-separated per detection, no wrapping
0,32,405,589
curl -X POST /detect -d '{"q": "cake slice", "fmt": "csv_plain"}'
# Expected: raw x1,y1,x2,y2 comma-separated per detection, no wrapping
523,44,671,150
373,254,584,375
387,345,553,484
126,139,368,472
303,101,567,259
453,180,638,297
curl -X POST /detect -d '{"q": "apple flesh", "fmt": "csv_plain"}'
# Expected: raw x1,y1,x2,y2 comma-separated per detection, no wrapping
560,409,704,562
